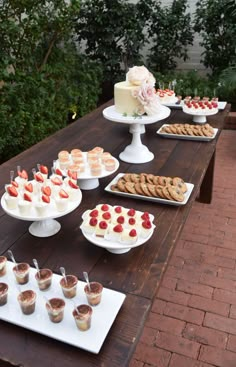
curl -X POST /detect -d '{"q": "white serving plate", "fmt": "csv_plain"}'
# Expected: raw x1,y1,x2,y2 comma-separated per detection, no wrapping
163,100,227,110
0,261,126,353
105,173,194,207
157,124,218,142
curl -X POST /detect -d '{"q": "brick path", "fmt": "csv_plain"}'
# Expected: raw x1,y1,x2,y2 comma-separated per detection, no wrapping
130,130,236,367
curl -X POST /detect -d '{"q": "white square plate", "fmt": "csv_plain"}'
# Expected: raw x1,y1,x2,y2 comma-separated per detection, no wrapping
156,124,218,142
105,173,194,206
0,261,126,353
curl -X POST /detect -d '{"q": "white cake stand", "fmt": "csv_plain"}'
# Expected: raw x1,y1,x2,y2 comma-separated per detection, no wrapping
182,105,219,124
103,105,170,164
1,192,82,237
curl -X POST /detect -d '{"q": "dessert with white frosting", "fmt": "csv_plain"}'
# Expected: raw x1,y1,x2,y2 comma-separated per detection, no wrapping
156,88,176,103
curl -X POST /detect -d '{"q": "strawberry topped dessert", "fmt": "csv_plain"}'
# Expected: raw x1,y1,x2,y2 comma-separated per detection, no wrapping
4,185,19,209
183,99,218,115
156,89,176,104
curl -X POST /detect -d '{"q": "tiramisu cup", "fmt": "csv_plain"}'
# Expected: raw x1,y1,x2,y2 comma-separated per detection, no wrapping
84,281,103,306
13,263,30,284
46,298,65,323
0,283,8,306
60,275,78,298
0,256,7,277
17,290,36,315
73,304,93,331
35,269,53,291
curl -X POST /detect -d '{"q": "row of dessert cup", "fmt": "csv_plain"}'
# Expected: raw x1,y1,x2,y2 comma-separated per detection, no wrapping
0,256,102,332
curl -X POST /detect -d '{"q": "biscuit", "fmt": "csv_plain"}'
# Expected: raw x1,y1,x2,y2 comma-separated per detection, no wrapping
147,184,158,197
134,183,145,196
117,179,127,192
146,174,155,184
162,186,173,200
140,183,152,197
123,173,132,182
130,173,140,183
172,177,187,193
155,185,166,199
168,186,184,202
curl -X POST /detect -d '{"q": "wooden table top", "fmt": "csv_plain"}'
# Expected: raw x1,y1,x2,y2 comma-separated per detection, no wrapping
0,101,230,367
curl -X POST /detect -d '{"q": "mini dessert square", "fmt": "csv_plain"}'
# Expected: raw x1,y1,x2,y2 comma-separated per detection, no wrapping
46,297,65,323
13,263,30,284
73,304,93,331
95,220,108,237
0,282,8,306
84,281,103,306
60,274,78,298
17,290,36,315
35,269,53,291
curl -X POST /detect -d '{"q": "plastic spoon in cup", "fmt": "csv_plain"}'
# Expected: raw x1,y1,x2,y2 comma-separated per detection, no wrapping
60,266,67,285
44,296,52,310
8,250,17,268
33,258,40,278
83,271,91,292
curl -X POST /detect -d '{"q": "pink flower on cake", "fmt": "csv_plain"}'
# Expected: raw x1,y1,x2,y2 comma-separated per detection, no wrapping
132,83,161,116
127,66,155,87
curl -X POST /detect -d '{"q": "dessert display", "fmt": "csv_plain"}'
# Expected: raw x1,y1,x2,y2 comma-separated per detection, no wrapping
46,297,66,323
0,256,7,277
114,65,162,116
35,269,53,291
17,290,36,315
109,173,187,202
84,282,103,306
60,275,78,298
72,304,93,331
13,262,30,284
156,88,177,104
0,282,8,306
159,123,215,138
183,99,218,114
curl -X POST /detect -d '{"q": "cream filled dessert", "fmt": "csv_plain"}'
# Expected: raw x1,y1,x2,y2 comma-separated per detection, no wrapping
46,297,65,323
35,268,53,290
17,289,36,315
60,274,78,298
73,304,93,331
114,65,162,116
4,185,19,209
84,281,103,306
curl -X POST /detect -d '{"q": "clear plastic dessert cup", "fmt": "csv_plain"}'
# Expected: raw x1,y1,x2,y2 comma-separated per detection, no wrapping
0,282,8,306
0,256,7,277
13,263,30,284
35,269,53,291
84,281,103,306
72,304,93,331
46,297,65,323
60,275,78,298
17,290,36,315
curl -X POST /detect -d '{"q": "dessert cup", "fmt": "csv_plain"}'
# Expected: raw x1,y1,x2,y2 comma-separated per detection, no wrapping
84,281,103,306
35,268,53,291
18,200,32,215
60,275,78,298
17,290,36,315
46,297,65,323
0,256,7,276
4,194,18,210
73,304,93,331
0,282,8,306
13,263,30,284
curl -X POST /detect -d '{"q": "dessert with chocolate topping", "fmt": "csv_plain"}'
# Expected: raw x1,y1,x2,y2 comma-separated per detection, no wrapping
13,262,30,284
84,281,103,306
0,256,7,277
60,274,78,298
0,282,8,306
17,290,36,315
35,268,53,291
73,304,93,331
46,297,65,323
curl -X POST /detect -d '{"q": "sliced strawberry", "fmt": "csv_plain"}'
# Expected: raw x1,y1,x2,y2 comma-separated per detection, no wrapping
55,168,63,176
24,182,33,193
40,165,48,174
67,170,78,180
51,176,62,186
59,189,69,199
42,186,51,196
7,186,18,197
20,169,28,179
42,194,50,203
68,179,79,189
35,172,44,183
23,192,32,202
11,180,19,188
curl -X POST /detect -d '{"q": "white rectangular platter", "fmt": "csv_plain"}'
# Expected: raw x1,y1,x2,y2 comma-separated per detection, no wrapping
105,173,194,206
156,124,218,142
162,100,227,110
0,261,126,353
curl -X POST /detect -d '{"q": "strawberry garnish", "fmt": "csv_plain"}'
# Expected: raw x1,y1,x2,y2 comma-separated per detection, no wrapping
101,204,109,211
102,212,111,220
99,221,108,230
129,229,137,237
142,220,152,229
23,193,32,202
117,215,125,224
42,186,51,196
35,172,44,183
42,194,50,203
39,165,48,174
89,217,98,226
51,176,62,186
7,186,18,197
59,189,69,199
19,169,28,179
67,170,78,180
24,182,33,193
11,180,19,188
55,168,63,176
127,208,136,217
90,209,99,217
113,224,123,233
68,179,79,189
115,206,122,213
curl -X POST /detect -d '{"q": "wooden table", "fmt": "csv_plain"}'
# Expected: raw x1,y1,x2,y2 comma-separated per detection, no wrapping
0,101,230,367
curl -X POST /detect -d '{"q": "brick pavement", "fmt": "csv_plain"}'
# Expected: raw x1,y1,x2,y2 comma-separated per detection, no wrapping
130,130,236,367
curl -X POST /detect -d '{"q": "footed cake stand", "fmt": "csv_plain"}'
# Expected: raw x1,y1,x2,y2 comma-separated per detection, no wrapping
182,105,218,124
1,192,82,237
103,105,170,164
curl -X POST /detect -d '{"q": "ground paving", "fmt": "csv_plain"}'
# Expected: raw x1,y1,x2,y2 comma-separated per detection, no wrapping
130,129,236,367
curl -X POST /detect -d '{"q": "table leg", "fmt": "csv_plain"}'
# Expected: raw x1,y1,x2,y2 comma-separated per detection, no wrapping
198,151,215,204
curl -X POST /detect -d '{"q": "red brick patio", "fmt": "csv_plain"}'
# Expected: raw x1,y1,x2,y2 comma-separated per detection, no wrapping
130,129,236,367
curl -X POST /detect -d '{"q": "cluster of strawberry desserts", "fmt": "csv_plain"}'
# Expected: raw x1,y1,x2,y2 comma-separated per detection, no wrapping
156,89,176,103
183,97,218,115
4,165,81,216
81,204,155,245
56,146,117,178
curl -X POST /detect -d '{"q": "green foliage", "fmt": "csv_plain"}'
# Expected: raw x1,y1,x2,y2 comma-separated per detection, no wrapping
217,65,236,103
194,0,236,76
0,0,102,163
146,0,194,73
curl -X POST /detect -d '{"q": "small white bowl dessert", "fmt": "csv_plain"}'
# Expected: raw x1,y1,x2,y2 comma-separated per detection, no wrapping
55,189,69,212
